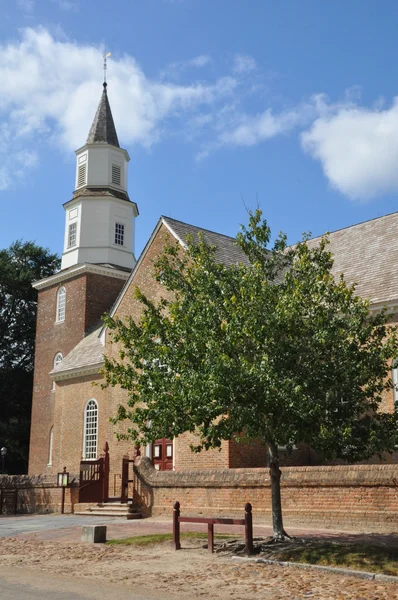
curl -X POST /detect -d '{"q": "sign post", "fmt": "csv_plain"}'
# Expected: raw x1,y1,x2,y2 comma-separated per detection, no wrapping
57,467,69,514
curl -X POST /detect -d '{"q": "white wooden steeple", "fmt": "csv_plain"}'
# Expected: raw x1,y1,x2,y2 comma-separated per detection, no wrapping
61,83,138,271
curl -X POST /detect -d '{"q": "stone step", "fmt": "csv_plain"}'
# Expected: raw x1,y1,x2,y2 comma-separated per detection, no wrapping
74,510,143,519
97,504,137,511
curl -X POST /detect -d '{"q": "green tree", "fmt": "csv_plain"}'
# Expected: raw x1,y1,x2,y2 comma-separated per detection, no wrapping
103,211,398,539
0,241,60,473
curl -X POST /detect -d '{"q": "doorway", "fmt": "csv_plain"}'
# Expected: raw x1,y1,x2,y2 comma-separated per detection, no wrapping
152,438,173,470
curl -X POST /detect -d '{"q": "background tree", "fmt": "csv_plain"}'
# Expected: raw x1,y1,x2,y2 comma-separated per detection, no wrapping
0,241,60,473
103,211,398,540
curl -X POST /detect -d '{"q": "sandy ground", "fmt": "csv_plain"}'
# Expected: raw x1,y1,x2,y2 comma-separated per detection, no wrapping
1,535,398,599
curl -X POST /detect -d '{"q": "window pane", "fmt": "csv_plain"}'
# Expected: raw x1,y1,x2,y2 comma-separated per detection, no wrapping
56,288,66,322
68,223,77,247
48,427,53,466
54,353,63,368
84,399,98,459
115,223,124,246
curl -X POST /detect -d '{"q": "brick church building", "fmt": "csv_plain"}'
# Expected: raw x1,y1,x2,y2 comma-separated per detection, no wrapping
28,82,398,499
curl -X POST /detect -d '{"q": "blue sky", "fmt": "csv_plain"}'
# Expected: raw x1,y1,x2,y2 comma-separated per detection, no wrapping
2,0,398,257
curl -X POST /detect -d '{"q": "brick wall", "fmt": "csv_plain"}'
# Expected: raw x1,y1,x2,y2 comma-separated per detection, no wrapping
29,271,126,475
229,437,268,468
51,374,106,475
4,462,398,531
175,432,230,470
85,273,127,329
0,474,78,514
133,458,398,532
379,312,398,413
29,276,87,474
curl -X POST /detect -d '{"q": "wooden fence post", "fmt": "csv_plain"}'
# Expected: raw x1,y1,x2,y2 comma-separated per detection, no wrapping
245,503,253,555
102,441,110,503
173,501,181,550
121,455,129,503
207,522,214,554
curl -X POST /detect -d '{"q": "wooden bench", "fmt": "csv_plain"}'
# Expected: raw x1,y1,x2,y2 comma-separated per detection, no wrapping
172,501,253,555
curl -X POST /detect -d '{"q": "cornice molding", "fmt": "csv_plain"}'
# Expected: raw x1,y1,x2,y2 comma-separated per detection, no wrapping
369,299,398,314
75,142,130,162
51,361,104,382
33,263,131,290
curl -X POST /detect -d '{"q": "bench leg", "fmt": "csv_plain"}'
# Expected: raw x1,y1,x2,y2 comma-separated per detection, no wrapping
207,523,214,554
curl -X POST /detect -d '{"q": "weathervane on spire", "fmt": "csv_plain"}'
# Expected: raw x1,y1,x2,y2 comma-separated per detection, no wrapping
103,51,111,87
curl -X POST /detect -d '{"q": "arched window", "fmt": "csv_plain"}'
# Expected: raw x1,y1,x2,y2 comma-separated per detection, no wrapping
54,352,63,368
56,287,66,323
48,427,53,466
83,399,98,460
52,353,63,391
393,359,398,407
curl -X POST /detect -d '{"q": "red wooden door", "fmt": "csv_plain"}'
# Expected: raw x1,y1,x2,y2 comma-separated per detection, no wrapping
152,439,173,470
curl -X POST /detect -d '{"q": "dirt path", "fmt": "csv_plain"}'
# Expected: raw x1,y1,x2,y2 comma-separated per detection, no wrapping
1,536,398,599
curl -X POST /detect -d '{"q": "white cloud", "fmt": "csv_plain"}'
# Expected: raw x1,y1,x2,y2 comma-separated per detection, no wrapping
301,96,398,200
17,0,35,12
5,28,396,203
0,124,38,191
160,55,212,79
194,99,318,161
218,103,316,147
233,54,256,74
0,28,239,189
189,55,212,68
54,0,79,10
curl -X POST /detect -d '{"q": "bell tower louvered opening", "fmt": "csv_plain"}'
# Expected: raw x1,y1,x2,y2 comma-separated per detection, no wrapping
78,163,86,187
112,164,121,186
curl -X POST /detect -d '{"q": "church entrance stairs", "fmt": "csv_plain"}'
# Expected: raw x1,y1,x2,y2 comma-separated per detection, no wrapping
74,500,142,519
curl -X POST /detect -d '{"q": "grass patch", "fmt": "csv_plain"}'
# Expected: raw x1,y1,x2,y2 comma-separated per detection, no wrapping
274,542,398,576
108,532,236,547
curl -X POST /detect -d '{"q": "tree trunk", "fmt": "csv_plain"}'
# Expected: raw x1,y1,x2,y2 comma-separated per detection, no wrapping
268,441,290,540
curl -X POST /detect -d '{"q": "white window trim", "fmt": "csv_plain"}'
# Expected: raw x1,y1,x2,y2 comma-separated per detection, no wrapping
48,427,53,466
82,398,98,460
114,222,125,246
54,352,63,367
52,353,63,391
56,287,66,323
393,360,398,407
68,222,77,248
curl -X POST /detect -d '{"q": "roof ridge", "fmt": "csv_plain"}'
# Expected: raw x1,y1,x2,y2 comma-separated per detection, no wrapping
162,215,238,242
308,210,398,242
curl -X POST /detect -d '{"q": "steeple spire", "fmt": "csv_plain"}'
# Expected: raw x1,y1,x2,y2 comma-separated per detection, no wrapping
86,83,120,148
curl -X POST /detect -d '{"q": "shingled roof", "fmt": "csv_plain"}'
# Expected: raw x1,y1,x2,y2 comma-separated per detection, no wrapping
308,211,398,306
71,187,129,202
163,214,398,304
86,83,120,147
50,325,104,377
162,217,250,266
55,211,398,378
